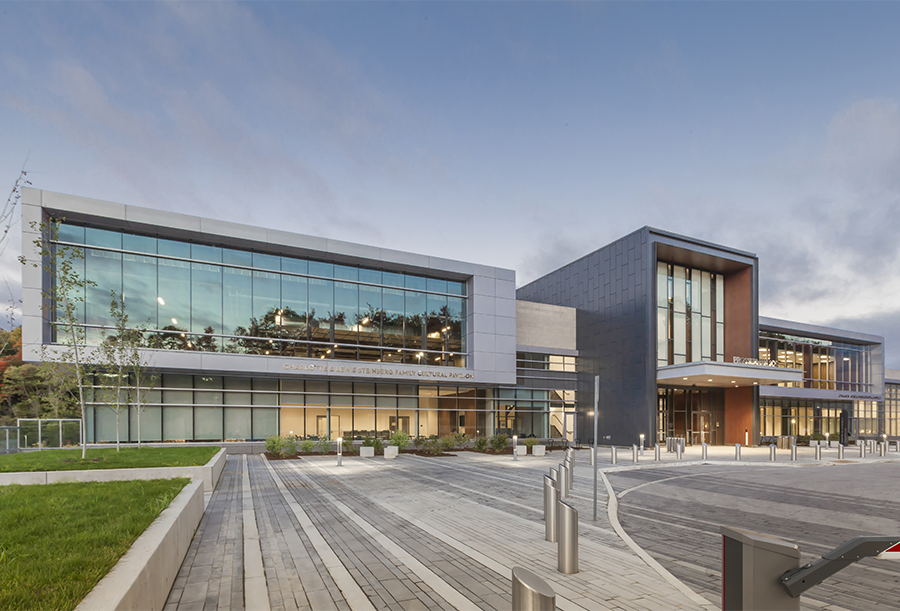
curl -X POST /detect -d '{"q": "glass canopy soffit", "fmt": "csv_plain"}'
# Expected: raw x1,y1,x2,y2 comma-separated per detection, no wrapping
656,361,804,388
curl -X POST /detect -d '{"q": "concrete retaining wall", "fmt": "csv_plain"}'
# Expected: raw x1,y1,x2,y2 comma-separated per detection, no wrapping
75,479,205,611
0,448,226,492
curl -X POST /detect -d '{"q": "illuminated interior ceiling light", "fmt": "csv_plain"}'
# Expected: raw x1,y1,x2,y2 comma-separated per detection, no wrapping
435,357,440,362
269,339,274,343
180,333,185,337
753,382,758,385
265,350,269,354
362,317,369,324
707,379,713,382
334,344,338,348
320,355,325,359
731,381,736,384
844,357,850,361
157,297,165,305
326,349,331,354
187,342,192,348
171,318,177,325
683,377,688,380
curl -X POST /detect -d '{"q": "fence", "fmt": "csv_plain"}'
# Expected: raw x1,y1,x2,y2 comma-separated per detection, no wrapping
0,426,18,454
16,418,82,449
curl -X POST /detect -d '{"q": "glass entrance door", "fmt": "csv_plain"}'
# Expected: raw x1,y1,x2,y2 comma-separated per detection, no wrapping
659,387,725,445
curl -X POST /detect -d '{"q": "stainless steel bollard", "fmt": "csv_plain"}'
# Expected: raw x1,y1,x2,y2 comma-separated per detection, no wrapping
557,500,578,574
632,444,639,463
513,447,518,461
815,445,822,460
735,443,741,461
860,442,866,458
880,442,887,457
675,442,682,460
590,446,595,466
702,443,708,460
770,444,776,461
558,464,569,498
564,457,573,490
654,443,660,461
511,567,556,611
790,444,797,461
611,446,617,465
838,444,844,459
544,475,558,542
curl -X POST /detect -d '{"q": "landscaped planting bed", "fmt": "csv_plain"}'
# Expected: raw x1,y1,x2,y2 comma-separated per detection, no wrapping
0,478,189,610
0,446,220,473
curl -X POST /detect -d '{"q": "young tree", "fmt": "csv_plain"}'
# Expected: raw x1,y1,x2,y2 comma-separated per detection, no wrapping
21,218,95,458
99,291,130,452
103,291,157,448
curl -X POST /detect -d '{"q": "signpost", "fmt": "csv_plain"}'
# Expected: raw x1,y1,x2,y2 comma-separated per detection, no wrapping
593,375,599,522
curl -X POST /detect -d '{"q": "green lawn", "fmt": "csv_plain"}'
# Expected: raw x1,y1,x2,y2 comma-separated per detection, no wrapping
0,478,189,610
0,446,220,473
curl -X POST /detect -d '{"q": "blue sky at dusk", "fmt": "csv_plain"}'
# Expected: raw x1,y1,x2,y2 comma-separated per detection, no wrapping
1,2,899,365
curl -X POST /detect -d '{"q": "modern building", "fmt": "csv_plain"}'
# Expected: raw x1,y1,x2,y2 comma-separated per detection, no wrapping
19,189,896,445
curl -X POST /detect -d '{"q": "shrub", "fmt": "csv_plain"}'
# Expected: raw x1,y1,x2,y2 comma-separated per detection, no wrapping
390,430,411,450
342,438,355,454
281,438,298,457
523,438,539,451
473,436,489,452
490,433,510,452
453,433,469,449
316,435,332,453
412,436,425,449
423,438,441,455
362,436,375,447
265,435,285,455
300,440,316,454
373,438,384,454
438,434,457,454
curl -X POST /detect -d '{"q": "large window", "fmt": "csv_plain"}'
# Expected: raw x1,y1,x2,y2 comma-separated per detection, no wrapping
83,377,555,442
54,223,467,367
758,331,875,392
657,262,724,366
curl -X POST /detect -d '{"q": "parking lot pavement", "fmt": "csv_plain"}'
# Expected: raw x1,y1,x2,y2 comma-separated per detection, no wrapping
609,462,900,610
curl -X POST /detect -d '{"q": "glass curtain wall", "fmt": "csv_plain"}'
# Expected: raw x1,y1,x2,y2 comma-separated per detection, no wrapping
53,223,467,367
85,378,555,443
760,399,848,439
758,332,874,392
885,382,900,438
657,262,724,367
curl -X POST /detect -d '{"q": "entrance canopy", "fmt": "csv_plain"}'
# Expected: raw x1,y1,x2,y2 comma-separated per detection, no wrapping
657,361,803,388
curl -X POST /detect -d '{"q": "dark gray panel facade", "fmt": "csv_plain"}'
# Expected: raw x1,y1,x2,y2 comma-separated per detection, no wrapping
517,228,655,445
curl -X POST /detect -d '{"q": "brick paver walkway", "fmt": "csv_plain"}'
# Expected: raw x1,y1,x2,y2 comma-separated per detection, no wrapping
165,446,900,610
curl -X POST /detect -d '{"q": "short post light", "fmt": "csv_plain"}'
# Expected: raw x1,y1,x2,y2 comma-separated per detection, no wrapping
826,432,830,448
337,436,343,467
513,435,518,461
639,433,645,455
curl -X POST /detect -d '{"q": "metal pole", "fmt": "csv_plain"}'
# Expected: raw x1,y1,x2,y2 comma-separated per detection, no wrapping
654,443,660,461
815,445,822,461
511,567,556,611
702,443,708,460
544,475,558,542
38,419,42,450
770,444,776,461
838,443,844,459
557,500,578,574
337,437,343,466
610,446,617,465
632,444,639,463
593,375,599,522
790,444,797,461
59,420,62,448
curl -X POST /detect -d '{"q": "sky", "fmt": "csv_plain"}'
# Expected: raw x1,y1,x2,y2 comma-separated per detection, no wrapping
1,2,899,367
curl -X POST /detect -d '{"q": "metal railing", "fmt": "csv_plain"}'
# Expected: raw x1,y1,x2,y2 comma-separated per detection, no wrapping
16,418,82,449
0,427,18,455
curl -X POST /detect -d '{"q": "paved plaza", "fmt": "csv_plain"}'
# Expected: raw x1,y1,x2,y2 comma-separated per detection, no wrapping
164,444,900,611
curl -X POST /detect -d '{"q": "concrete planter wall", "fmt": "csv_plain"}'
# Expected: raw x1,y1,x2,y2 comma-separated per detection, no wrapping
75,479,204,611
0,448,226,492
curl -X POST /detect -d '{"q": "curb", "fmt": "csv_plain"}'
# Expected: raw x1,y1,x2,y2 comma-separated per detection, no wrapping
0,448,226,492
75,478,205,611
